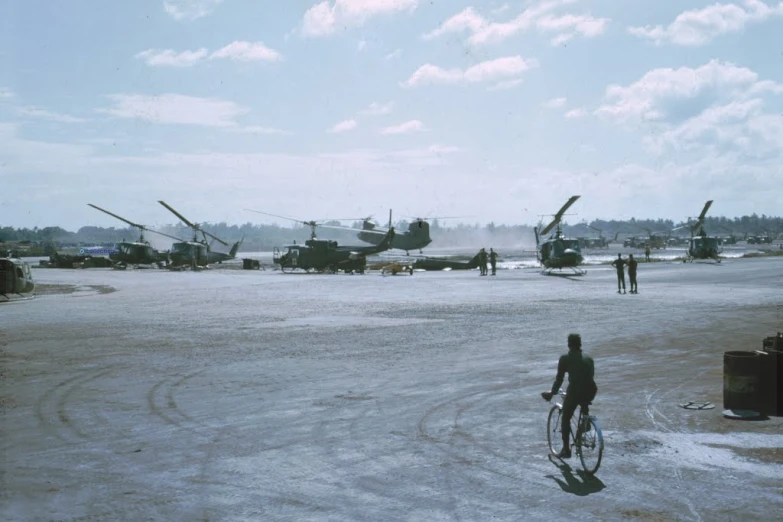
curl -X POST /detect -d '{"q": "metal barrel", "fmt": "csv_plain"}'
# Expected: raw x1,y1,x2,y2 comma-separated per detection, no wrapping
759,346,783,416
723,351,761,411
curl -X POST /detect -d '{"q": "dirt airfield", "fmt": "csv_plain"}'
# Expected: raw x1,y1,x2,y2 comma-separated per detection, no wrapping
1,257,782,521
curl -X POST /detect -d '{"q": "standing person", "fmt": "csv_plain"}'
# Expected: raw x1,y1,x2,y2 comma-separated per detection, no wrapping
628,253,638,294
644,244,651,262
479,248,488,276
541,333,597,459
489,248,498,276
611,253,626,294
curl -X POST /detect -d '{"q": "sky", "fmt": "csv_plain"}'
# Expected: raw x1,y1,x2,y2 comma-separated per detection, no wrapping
1,0,782,231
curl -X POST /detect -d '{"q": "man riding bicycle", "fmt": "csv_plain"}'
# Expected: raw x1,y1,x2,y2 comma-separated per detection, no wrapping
541,333,597,459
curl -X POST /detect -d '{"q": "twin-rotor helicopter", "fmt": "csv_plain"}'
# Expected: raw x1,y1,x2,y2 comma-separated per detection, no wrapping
245,209,395,274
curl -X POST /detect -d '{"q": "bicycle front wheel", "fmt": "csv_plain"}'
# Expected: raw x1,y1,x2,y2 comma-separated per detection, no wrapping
578,416,604,475
547,405,564,456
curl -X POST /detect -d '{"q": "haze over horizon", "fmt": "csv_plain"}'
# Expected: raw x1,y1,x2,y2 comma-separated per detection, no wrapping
2,0,782,230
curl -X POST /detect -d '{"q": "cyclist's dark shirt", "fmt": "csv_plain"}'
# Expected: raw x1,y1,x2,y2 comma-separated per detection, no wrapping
611,258,625,273
550,350,595,398
628,258,638,275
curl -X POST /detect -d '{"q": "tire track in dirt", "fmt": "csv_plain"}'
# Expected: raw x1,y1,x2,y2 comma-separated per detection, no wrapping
34,367,116,443
415,373,553,516
146,369,210,431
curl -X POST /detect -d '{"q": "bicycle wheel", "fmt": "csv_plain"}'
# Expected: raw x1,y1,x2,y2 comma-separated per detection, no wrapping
547,405,564,456
578,416,604,475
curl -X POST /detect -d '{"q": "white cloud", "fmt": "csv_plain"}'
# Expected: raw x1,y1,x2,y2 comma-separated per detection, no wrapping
594,60,778,122
98,93,249,127
643,99,783,158
385,49,402,60
544,97,567,108
302,0,419,37
135,48,209,67
487,78,525,91
17,107,87,123
328,119,358,133
136,42,282,67
358,40,367,51
564,108,586,119
210,41,283,62
380,120,426,135
422,1,609,46
401,56,538,88
163,0,224,21
360,101,394,116
0,87,14,99
538,13,609,45
594,61,783,163
628,0,783,46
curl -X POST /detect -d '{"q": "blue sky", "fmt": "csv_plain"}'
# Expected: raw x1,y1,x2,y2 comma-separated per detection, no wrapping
1,0,782,230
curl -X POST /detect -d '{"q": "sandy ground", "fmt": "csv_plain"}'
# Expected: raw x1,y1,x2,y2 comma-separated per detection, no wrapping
1,258,782,521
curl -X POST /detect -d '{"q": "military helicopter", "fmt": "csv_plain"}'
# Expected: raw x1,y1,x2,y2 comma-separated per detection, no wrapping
577,223,612,249
412,250,483,271
87,204,183,268
717,225,738,245
534,196,585,275
673,200,722,263
245,210,395,274
158,201,242,269
354,211,432,254
632,225,667,249
0,256,35,302
334,211,462,255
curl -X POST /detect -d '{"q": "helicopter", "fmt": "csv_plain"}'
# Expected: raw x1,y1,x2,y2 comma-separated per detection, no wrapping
158,201,242,269
87,204,183,268
356,211,433,254
0,256,35,302
673,200,722,263
717,225,738,245
632,225,668,249
533,196,585,275
576,223,613,249
411,250,483,271
245,210,396,274
328,210,463,255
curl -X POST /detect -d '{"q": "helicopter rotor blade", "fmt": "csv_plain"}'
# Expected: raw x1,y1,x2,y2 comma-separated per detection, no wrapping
539,195,580,236
87,203,146,230
158,201,197,229
144,228,187,242
697,200,713,221
201,229,228,246
244,208,313,227
311,217,369,223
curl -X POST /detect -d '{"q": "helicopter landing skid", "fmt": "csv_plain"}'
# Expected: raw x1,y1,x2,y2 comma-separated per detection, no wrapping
0,293,36,303
541,266,586,276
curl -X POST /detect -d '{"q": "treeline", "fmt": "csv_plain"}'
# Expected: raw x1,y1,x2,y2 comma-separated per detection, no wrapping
2,214,781,251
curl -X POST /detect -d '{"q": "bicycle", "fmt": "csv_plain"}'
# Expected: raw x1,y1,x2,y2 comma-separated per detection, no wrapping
542,388,604,475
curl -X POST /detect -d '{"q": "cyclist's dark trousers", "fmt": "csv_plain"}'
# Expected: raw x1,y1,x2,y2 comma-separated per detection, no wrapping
629,272,637,292
616,271,625,291
561,395,581,449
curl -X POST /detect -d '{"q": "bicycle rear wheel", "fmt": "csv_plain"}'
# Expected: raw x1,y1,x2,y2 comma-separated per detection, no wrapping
578,416,604,475
547,405,564,456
